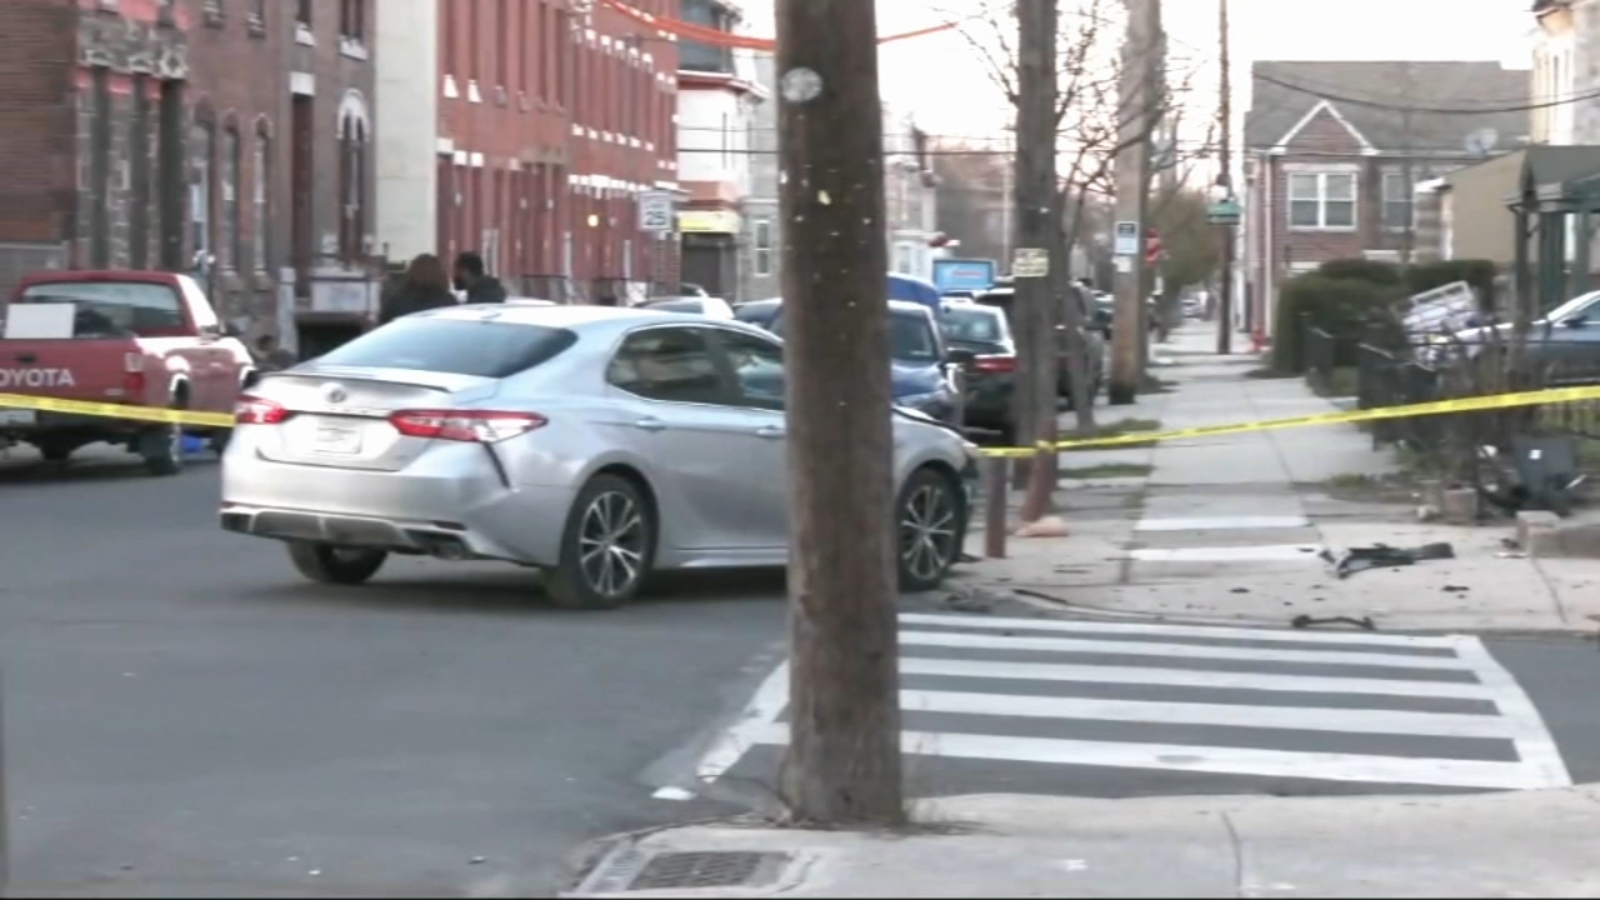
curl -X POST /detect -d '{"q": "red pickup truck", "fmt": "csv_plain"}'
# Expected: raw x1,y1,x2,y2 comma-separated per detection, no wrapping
0,270,255,475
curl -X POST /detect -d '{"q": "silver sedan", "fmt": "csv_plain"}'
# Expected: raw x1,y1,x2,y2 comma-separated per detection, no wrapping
220,304,977,609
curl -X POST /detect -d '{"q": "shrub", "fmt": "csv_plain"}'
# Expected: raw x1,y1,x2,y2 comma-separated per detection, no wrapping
1317,258,1404,286
1273,274,1406,372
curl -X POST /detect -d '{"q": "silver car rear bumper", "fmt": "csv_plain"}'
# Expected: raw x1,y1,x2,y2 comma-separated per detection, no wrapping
220,443,577,565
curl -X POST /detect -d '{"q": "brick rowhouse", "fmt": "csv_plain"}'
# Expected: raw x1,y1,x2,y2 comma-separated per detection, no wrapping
0,1,376,352
425,0,680,302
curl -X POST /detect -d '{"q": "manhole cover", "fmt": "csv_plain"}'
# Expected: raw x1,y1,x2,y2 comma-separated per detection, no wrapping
627,851,788,891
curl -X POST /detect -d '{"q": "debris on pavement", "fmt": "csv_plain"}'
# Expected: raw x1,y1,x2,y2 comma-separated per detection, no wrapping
1291,614,1378,631
1319,542,1455,579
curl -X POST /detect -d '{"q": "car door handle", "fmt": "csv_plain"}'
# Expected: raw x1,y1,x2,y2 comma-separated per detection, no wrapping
754,425,786,439
633,417,667,432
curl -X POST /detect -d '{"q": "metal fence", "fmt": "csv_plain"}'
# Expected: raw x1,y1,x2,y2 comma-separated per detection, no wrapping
1355,337,1600,466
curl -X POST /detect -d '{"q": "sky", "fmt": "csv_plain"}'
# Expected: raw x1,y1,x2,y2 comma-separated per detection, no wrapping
744,0,1537,156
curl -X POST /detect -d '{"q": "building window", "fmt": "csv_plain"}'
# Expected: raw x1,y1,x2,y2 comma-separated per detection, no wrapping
555,8,571,107
340,0,365,41
754,219,772,276
253,129,270,272
497,0,511,90
1288,172,1356,230
338,113,368,261
89,67,112,268
190,123,213,264
1382,171,1412,231
680,0,734,72
221,125,240,270
296,0,312,26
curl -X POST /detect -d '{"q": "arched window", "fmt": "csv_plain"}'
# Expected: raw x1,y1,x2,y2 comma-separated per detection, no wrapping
221,120,241,270
336,93,369,262
253,119,272,272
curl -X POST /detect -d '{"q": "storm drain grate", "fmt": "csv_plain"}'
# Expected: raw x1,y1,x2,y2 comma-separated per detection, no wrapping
626,851,788,891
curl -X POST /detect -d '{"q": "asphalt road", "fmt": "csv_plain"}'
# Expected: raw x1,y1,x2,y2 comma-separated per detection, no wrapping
4,445,1600,896
0,447,786,896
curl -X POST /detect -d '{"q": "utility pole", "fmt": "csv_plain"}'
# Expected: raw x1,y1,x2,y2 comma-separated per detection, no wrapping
1109,0,1160,404
774,0,903,826
1013,0,1060,520
1216,0,1234,354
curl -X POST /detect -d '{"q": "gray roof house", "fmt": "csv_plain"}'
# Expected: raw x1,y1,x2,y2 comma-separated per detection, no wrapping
1241,60,1530,337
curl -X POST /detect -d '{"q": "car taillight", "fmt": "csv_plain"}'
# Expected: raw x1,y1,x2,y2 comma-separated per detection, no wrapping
235,395,288,425
388,409,547,443
122,371,146,395
973,355,1017,373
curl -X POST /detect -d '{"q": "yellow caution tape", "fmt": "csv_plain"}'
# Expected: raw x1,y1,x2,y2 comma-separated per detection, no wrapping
0,392,234,429
976,383,1600,458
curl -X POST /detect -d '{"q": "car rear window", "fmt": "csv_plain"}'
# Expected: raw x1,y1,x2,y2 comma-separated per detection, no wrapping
314,318,578,378
16,281,184,336
940,306,1008,343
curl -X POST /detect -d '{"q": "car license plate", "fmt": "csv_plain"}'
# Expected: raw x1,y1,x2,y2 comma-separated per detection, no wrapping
0,409,36,427
314,425,362,454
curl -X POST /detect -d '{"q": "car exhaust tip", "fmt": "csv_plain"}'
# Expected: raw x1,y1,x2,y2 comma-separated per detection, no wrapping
409,532,469,560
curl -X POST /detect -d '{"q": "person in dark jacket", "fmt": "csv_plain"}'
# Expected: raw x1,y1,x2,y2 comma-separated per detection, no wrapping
380,254,459,325
453,251,508,304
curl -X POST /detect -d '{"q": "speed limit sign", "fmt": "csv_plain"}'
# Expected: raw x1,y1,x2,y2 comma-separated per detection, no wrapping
639,191,674,234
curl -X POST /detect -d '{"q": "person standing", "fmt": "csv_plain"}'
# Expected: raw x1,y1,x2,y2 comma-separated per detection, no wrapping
453,251,508,305
380,254,459,325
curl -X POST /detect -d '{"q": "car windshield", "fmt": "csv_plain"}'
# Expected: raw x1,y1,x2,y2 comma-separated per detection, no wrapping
1545,290,1600,322
313,318,578,378
940,307,1007,344
769,307,940,361
15,281,185,337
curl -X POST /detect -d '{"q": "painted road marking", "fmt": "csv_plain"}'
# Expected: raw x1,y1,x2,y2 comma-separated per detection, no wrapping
1128,544,1324,563
657,614,1571,800
1135,516,1311,532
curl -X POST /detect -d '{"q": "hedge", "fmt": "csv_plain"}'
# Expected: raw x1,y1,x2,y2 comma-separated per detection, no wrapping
1273,274,1406,372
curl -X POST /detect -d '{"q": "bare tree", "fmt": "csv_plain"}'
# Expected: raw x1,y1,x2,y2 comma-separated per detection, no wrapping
958,0,1197,437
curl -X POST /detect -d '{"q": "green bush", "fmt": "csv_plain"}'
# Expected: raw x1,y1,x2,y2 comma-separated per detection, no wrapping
1273,274,1406,372
1406,259,1497,308
1317,258,1404,286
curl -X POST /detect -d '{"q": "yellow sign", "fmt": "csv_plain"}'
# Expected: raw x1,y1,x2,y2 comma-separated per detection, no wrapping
975,384,1600,458
677,210,741,234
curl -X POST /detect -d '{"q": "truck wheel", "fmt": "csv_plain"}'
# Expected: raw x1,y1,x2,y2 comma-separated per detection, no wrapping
137,424,183,476
35,440,74,463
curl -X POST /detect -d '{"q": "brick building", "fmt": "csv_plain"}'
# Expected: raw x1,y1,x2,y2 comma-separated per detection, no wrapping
376,0,679,304
0,0,375,355
1242,60,1527,338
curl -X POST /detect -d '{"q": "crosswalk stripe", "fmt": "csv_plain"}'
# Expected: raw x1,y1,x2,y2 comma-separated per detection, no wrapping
897,656,1500,700
899,689,1518,739
1136,516,1310,531
745,723,1565,791
1129,544,1324,562
900,630,1476,670
896,613,1461,649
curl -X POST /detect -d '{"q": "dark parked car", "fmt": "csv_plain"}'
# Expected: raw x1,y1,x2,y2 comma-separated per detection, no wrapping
1440,289,1600,380
972,285,1104,406
939,303,1018,440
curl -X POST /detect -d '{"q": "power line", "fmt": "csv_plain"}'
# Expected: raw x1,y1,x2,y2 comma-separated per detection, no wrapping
1255,71,1600,114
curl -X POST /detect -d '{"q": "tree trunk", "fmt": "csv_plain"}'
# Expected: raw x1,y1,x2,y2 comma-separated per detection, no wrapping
775,0,904,827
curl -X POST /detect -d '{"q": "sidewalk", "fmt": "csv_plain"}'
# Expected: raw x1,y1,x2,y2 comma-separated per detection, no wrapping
565,787,1600,897
958,323,1600,633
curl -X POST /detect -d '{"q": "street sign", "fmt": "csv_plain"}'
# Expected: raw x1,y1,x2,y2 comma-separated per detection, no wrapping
1011,247,1048,278
1207,199,1242,225
639,190,674,234
1113,221,1140,256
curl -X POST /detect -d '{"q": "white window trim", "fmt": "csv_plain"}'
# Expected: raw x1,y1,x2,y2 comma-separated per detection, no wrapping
1381,171,1413,233
1287,171,1358,232
753,219,773,277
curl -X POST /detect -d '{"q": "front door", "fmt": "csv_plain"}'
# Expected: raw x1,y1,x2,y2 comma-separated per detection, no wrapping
601,325,769,551
707,327,791,550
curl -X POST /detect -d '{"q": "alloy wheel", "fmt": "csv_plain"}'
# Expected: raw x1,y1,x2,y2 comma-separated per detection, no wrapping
577,491,647,599
901,480,958,583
